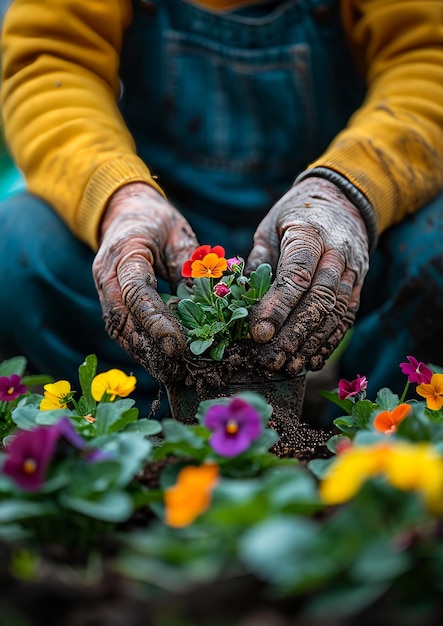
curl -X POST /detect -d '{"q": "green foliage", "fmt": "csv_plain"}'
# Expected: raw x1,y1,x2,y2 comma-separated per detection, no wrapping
4,353,443,621
165,260,272,360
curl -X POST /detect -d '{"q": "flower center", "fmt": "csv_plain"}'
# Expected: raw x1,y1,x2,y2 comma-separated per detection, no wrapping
22,458,37,474
7,387,14,395
225,420,239,435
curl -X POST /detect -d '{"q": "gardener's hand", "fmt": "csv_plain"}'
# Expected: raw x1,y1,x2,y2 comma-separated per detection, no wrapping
92,183,199,380
246,177,370,374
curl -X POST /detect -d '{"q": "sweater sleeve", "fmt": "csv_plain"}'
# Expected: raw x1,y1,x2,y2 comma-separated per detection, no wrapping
1,0,165,250
305,0,443,237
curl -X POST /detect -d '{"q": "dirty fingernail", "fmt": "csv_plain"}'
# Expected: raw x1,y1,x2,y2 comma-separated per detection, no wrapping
252,320,275,343
309,355,324,370
287,355,306,375
160,335,184,357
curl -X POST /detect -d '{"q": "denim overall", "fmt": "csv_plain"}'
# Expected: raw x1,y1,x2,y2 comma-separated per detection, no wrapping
1,0,443,417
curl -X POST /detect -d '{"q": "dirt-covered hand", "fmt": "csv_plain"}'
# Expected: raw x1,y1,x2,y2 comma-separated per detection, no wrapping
92,183,199,381
246,177,370,374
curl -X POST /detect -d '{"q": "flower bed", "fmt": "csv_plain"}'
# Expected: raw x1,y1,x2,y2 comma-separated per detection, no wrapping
1,354,443,624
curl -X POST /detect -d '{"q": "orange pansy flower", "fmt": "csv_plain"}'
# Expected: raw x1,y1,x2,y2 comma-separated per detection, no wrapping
164,463,219,528
182,245,225,278
191,253,228,279
374,403,412,434
417,373,443,411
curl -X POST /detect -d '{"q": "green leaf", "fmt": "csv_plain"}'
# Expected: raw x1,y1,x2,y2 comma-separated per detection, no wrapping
247,428,279,454
333,415,358,435
192,277,214,305
247,263,272,298
229,283,246,301
78,354,98,409
396,403,432,442
124,418,162,436
190,338,213,355
319,390,354,415
208,491,270,527
10,404,39,429
305,582,391,618
350,538,411,583
267,468,322,512
351,399,377,429
94,399,138,435
178,300,206,329
161,420,207,448
66,459,123,495
308,457,335,479
209,321,226,335
0,356,27,377
153,440,205,462
176,281,193,300
60,490,133,522
0,499,55,522
239,515,318,585
375,387,399,410
16,393,44,408
96,433,152,485
36,409,74,426
227,306,248,322
12,405,66,430
21,373,54,388
209,342,226,361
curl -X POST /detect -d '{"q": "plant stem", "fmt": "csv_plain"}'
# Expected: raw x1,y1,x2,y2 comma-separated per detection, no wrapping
399,380,410,403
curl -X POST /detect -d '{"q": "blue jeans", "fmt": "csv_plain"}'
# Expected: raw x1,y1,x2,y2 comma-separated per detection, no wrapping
1,0,442,414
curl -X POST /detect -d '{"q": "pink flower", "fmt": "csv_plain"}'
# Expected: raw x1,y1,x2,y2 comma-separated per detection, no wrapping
213,282,230,297
338,374,368,401
0,374,27,402
399,356,433,385
226,256,243,272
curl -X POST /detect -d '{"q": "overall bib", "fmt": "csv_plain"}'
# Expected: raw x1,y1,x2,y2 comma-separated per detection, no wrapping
0,0,442,416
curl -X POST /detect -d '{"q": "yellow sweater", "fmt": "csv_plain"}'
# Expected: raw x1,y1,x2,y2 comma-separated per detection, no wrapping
2,0,443,250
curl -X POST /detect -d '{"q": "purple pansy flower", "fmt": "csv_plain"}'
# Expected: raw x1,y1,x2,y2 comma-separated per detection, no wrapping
337,374,368,401
0,374,27,402
203,397,262,457
213,282,231,297
52,417,112,462
399,356,433,385
2,425,60,491
84,448,113,462
53,416,86,450
2,417,107,491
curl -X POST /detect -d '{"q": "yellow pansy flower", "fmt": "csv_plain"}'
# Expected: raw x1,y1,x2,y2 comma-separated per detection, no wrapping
319,441,443,514
416,373,443,411
319,443,389,505
91,369,137,402
384,442,443,514
39,380,72,411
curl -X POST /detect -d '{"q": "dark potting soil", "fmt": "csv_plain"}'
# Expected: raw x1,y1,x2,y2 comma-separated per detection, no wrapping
147,339,336,460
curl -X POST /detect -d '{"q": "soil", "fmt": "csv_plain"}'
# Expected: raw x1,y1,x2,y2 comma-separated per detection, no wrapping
148,338,336,460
